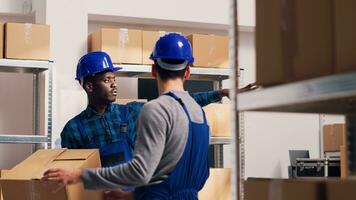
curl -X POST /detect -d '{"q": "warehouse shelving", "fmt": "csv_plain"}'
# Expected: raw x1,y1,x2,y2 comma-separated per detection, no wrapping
237,71,356,176
114,63,235,168
0,59,53,149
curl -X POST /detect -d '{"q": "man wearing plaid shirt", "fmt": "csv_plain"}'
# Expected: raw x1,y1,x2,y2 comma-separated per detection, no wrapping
61,51,227,167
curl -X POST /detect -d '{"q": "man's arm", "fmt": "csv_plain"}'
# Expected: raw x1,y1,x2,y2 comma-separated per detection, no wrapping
191,83,258,107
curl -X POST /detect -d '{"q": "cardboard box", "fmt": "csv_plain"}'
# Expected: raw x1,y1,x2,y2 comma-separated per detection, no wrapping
245,178,325,200
115,98,147,105
198,168,231,200
5,23,50,60
340,145,347,178
142,31,167,65
187,34,228,68
203,103,231,137
0,149,103,200
256,0,333,86
334,0,356,73
0,23,4,59
89,28,142,64
323,124,345,152
326,178,356,200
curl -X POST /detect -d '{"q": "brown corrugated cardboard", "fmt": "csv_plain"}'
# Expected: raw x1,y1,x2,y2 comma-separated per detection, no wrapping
334,0,356,73
203,103,231,137
323,124,345,152
89,28,142,64
245,178,325,200
115,99,147,105
256,0,333,86
0,23,3,59
142,31,160,65
326,178,356,200
340,145,347,178
0,149,103,200
187,34,228,68
5,23,50,60
198,168,231,200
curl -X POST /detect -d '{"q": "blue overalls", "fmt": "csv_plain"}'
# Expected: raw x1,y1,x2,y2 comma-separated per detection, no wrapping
74,105,133,167
134,92,210,200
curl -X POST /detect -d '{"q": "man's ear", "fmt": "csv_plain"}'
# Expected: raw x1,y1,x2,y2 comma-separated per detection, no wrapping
151,64,158,78
183,66,191,80
84,82,94,93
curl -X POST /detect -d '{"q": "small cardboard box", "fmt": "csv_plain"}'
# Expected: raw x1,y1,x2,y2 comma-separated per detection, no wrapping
203,103,231,137
334,0,356,73
0,23,4,59
89,28,142,64
256,0,333,86
5,23,50,60
199,168,231,200
323,123,345,152
187,34,228,68
245,178,325,200
0,149,103,200
115,98,147,105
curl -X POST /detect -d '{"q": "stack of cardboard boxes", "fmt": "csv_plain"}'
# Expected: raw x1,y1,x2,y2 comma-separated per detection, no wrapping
88,28,229,68
256,0,356,86
0,22,50,60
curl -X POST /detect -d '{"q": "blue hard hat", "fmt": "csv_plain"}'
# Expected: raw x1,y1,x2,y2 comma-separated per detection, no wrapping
150,33,194,70
75,51,122,80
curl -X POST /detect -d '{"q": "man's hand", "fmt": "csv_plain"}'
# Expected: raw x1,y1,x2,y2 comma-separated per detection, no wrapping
41,168,82,191
104,190,134,200
219,83,258,98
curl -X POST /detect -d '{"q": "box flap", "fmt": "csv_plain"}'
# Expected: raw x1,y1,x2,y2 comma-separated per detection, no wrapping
4,149,65,180
55,149,96,161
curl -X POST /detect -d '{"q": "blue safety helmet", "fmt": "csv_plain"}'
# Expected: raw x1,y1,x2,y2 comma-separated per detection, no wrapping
150,33,194,71
75,51,122,80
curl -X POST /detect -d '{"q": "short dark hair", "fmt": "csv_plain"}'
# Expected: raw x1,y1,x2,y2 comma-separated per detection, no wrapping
154,59,188,81
79,70,108,87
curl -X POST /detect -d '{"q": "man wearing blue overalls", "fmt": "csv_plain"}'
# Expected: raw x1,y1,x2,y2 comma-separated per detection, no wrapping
43,33,213,199
61,51,226,168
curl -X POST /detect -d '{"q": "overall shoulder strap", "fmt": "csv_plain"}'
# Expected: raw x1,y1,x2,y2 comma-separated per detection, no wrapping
164,92,192,122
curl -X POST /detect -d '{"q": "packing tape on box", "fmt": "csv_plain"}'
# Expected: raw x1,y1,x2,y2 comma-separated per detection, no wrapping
280,0,297,80
119,28,129,48
24,23,33,45
29,181,40,200
118,28,129,60
268,180,283,200
207,35,215,67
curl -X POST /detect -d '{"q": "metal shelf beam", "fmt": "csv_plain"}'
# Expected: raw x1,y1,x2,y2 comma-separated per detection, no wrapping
238,71,356,114
114,64,230,81
0,135,48,144
0,59,52,73
210,137,232,145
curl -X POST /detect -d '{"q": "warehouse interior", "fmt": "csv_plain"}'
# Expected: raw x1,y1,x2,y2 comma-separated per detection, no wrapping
0,0,354,199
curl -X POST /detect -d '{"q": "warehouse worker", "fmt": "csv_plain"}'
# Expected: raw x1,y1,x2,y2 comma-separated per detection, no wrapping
42,33,230,199
60,51,253,168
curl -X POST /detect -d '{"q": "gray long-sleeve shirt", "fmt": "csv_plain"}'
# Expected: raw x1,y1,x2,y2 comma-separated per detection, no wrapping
81,90,206,189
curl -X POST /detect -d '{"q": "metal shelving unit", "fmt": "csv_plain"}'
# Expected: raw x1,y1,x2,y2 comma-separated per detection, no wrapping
114,64,234,168
0,59,53,149
236,71,356,192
